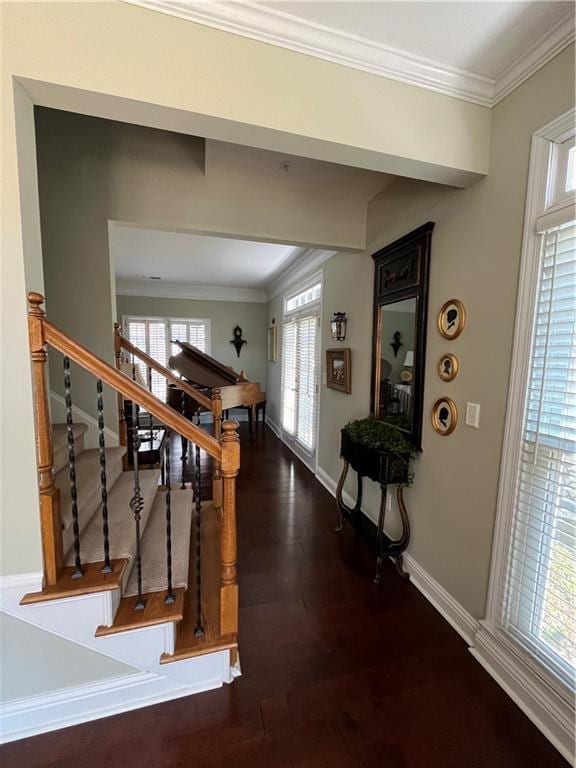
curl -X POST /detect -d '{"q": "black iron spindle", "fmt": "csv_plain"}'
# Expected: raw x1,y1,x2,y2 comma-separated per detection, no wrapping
129,401,146,610
96,379,112,573
63,355,83,578
147,366,154,469
180,389,187,489
164,431,175,604
193,435,204,637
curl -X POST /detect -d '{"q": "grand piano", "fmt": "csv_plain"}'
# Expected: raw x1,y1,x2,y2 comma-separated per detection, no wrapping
167,340,266,435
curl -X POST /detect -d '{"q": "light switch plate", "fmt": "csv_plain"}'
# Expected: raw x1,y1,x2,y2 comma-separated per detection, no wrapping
466,402,481,428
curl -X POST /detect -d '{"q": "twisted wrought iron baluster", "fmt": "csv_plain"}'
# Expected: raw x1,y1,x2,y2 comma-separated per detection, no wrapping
164,431,175,604
64,355,83,578
194,411,204,637
180,389,187,489
129,401,146,610
147,366,154,469
96,379,112,573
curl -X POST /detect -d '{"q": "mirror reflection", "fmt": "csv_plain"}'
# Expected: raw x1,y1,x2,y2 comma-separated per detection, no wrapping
377,298,417,432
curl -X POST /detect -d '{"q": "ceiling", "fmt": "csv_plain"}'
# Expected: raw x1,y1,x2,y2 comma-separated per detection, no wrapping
258,2,573,79
130,0,575,105
112,225,304,298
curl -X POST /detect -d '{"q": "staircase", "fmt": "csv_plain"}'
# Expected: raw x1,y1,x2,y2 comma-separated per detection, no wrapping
2,292,240,710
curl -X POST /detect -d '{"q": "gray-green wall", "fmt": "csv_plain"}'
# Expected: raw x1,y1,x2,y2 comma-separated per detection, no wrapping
266,46,576,619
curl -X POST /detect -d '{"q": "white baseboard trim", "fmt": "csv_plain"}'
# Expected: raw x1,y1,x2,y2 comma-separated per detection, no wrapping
264,415,281,437
403,553,479,646
471,625,575,764
315,465,478,645
315,464,574,759
0,671,217,744
50,392,119,449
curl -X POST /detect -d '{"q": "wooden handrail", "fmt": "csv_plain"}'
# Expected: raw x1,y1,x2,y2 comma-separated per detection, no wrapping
115,327,212,411
44,320,222,461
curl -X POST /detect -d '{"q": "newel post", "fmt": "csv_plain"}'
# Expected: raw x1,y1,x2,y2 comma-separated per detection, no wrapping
211,388,223,509
28,292,62,586
113,323,128,455
220,420,240,639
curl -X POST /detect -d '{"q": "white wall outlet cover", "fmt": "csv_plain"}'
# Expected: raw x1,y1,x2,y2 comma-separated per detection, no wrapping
465,402,481,428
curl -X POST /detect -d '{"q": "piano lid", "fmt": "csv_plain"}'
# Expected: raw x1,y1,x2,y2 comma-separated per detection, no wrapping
168,340,247,389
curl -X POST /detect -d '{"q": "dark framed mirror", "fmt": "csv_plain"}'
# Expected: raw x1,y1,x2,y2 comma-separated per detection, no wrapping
371,222,434,450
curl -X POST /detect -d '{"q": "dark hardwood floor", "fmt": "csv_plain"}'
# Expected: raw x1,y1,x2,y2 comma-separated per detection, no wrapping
1,424,568,767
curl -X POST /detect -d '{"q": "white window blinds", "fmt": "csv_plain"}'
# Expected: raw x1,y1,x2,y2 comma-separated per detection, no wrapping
125,316,209,402
502,220,576,684
281,314,318,453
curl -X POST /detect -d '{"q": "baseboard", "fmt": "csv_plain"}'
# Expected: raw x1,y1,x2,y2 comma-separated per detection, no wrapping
0,671,219,744
315,465,478,645
471,625,575,764
402,553,479,645
50,392,119,449
315,464,574,759
264,415,281,437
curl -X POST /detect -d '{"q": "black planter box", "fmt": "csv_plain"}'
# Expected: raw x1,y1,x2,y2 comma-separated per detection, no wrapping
340,429,410,486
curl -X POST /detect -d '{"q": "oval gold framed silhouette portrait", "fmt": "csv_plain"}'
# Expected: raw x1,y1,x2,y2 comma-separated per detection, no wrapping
431,397,458,435
438,299,466,340
437,353,459,382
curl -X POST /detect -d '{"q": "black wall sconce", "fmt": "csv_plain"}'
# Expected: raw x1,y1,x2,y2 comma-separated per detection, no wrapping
330,312,347,341
390,330,403,358
230,325,247,357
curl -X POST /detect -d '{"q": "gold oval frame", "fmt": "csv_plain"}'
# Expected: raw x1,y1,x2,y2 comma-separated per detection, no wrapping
431,397,458,435
437,353,459,382
438,299,466,340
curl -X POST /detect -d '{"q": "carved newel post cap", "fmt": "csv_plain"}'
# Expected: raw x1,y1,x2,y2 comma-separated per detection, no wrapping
221,420,240,440
27,292,46,314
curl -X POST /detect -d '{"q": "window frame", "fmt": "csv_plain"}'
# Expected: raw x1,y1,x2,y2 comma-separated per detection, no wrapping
280,272,323,470
484,108,576,705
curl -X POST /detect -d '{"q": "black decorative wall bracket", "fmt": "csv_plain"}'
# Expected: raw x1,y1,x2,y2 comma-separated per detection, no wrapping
230,325,247,358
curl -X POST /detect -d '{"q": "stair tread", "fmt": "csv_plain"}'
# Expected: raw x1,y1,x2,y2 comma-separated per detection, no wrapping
53,423,89,475
57,447,126,551
65,468,160,568
52,422,89,456
124,490,196,598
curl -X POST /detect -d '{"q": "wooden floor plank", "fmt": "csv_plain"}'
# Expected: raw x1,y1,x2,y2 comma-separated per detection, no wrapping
2,423,568,768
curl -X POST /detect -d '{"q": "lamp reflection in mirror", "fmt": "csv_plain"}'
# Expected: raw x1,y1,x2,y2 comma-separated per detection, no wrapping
330,312,347,341
403,350,414,368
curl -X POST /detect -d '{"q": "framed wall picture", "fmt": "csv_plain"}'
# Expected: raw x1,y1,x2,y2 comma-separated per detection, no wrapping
267,324,278,362
431,397,458,435
438,299,466,340
326,348,351,394
437,353,459,382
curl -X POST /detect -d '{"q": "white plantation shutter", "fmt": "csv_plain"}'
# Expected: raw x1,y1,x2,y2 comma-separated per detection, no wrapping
169,321,207,357
125,316,209,402
281,313,318,454
295,315,318,451
281,320,297,435
502,219,576,683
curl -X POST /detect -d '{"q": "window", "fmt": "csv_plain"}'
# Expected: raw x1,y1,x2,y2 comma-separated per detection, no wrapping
489,111,576,697
281,276,321,461
124,316,210,400
503,220,575,682
285,281,321,314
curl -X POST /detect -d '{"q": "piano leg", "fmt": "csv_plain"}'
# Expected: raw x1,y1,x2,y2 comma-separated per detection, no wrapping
248,405,253,436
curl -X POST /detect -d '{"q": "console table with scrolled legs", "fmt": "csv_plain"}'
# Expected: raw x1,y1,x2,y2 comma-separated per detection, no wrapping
334,430,412,584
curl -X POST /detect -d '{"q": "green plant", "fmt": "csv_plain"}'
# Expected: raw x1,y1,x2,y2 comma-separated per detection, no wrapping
343,418,418,459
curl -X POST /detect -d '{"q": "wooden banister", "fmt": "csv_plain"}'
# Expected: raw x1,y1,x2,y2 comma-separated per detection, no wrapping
114,326,212,411
220,420,239,640
43,319,222,461
28,293,62,586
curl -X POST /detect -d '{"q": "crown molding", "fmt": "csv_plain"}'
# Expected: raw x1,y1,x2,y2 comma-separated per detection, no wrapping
493,11,576,105
124,1,574,108
116,278,268,303
266,248,337,300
